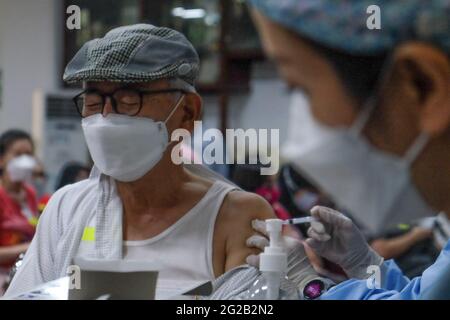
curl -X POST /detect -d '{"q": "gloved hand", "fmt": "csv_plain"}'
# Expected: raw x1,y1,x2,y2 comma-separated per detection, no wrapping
306,206,384,279
246,220,325,291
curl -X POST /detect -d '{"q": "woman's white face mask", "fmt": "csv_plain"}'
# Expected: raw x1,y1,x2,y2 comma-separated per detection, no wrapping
6,154,37,183
81,95,184,182
282,90,436,234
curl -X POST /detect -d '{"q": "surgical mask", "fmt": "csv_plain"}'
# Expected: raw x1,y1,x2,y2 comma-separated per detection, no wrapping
81,95,183,182
6,154,37,183
282,90,435,234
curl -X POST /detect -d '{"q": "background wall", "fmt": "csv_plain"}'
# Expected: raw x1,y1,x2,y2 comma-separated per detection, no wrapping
203,62,291,143
0,0,63,131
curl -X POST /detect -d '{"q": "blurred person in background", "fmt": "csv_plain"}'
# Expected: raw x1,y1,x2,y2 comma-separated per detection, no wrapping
232,163,292,221
369,221,439,278
0,130,39,294
54,162,90,191
31,159,52,214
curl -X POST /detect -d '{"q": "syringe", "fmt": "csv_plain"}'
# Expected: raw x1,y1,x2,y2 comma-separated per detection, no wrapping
283,216,314,225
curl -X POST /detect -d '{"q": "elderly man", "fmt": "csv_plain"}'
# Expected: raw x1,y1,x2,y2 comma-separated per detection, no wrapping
5,24,275,296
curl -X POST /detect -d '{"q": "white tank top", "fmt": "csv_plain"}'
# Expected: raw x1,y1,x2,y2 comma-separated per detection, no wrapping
77,180,238,285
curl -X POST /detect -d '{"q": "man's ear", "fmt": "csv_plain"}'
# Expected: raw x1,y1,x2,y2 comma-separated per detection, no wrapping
181,92,202,132
390,42,450,137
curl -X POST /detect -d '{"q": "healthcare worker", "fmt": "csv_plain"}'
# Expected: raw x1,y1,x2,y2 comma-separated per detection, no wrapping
249,0,450,236
5,24,276,297
246,0,450,299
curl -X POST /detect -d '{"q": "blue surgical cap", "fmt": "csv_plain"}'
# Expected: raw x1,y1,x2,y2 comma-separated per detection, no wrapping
249,0,450,55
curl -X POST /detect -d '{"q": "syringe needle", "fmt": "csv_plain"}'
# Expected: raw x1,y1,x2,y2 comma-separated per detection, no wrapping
283,216,314,225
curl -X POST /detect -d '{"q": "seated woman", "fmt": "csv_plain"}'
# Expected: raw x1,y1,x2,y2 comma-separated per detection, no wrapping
0,130,39,294
54,162,90,191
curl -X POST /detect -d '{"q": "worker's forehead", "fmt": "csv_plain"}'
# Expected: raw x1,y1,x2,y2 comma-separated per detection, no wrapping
251,10,321,66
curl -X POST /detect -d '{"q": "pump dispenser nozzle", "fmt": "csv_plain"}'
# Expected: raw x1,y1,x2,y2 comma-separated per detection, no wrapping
259,219,287,299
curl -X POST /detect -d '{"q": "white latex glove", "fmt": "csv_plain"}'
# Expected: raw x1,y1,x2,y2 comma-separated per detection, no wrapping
246,220,323,289
306,206,384,279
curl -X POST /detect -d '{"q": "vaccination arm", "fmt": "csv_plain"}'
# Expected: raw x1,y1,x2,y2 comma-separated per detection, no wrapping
218,191,277,274
210,201,333,300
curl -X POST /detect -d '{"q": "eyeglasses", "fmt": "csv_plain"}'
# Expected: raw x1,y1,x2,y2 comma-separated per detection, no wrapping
73,87,187,118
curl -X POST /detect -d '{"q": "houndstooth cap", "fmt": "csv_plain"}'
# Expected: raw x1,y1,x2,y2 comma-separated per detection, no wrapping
63,24,200,89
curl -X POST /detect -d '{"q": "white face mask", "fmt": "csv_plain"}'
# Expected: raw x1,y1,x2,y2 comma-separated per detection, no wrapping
282,90,436,234
81,95,183,182
6,154,37,183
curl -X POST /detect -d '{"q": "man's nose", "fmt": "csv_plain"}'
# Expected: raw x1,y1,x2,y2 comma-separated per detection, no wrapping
102,97,114,117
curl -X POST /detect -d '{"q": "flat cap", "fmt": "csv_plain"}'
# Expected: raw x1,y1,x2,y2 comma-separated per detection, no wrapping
63,24,200,88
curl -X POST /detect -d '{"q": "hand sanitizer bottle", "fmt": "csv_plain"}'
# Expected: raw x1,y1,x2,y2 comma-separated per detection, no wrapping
259,219,287,299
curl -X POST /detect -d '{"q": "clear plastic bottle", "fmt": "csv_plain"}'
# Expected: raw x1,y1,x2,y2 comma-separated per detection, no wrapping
240,275,300,300
243,219,299,300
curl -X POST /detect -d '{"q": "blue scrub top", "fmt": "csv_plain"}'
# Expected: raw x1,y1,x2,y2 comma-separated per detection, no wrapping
321,240,450,300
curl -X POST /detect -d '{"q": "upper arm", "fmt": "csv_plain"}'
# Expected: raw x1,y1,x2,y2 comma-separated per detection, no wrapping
215,191,276,275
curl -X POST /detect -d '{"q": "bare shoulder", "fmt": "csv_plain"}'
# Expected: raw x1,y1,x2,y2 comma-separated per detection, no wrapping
220,190,276,223
213,190,276,275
